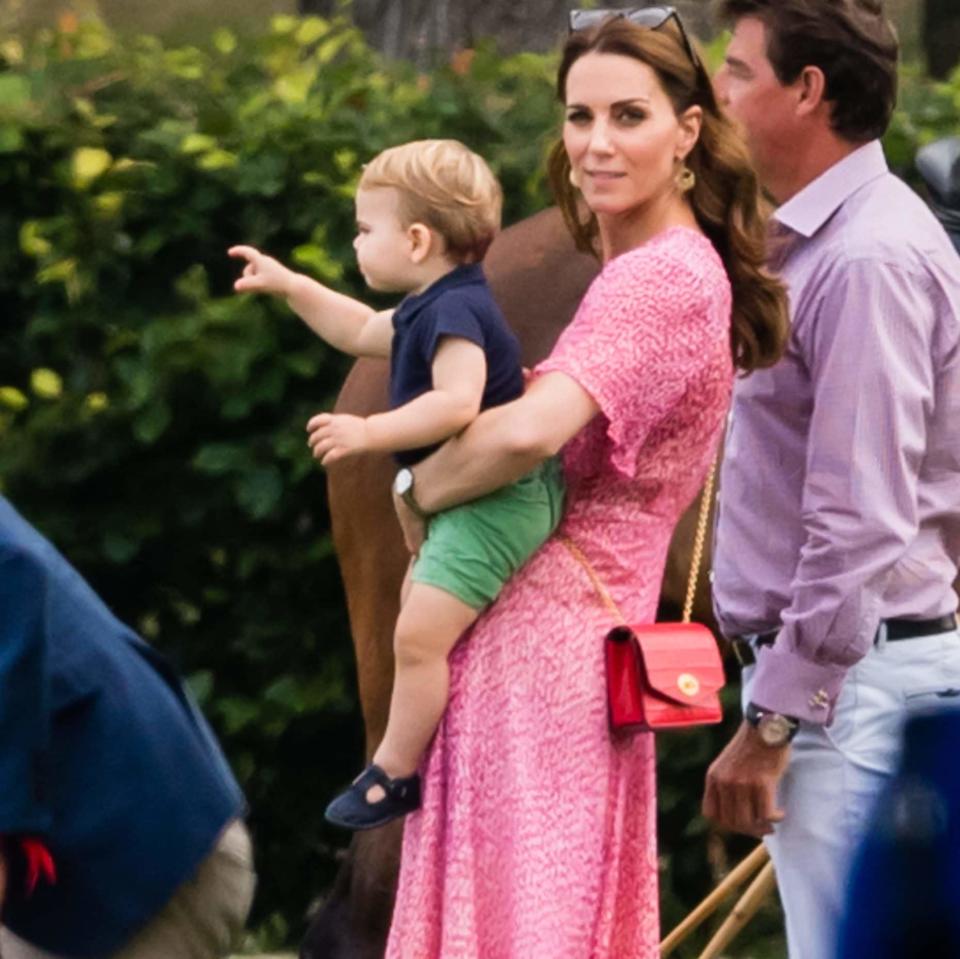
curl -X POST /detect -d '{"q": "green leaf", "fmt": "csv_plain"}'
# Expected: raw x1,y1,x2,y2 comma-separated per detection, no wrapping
186,669,214,705
0,39,24,67
37,259,78,285
84,392,109,413
296,18,330,46
234,466,284,519
92,192,123,217
292,243,343,282
273,66,318,104
0,75,30,109
0,387,28,411
102,529,140,563
263,675,304,711
174,264,209,302
197,149,237,171
164,48,205,80
71,147,113,189
316,31,354,65
212,28,237,56
285,353,319,378
132,402,172,444
30,368,63,399
180,133,218,154
333,148,358,174
192,442,252,475
19,221,52,258
217,696,262,734
271,14,299,34
0,124,23,153
221,395,253,420
172,598,201,625
74,22,113,59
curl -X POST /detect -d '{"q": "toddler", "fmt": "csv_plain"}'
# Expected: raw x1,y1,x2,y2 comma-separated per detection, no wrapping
230,139,563,829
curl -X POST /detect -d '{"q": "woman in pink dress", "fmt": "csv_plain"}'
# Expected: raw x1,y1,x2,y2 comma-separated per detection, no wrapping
385,11,789,958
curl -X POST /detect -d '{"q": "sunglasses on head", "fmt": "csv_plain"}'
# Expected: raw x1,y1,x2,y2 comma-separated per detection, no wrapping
568,5,703,70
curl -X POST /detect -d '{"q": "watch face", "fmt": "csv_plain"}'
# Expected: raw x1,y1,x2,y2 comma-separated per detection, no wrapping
394,468,413,496
758,714,793,747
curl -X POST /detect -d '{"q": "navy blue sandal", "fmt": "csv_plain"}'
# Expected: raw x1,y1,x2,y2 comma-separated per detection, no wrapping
324,763,421,830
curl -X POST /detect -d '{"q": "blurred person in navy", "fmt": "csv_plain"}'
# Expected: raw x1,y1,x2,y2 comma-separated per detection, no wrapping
0,495,254,959
838,707,960,958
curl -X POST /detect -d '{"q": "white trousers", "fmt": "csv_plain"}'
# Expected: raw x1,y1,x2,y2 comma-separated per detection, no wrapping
742,627,960,959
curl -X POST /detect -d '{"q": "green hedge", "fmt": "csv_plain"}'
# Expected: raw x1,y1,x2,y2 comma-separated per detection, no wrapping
1,15,957,951
0,14,559,948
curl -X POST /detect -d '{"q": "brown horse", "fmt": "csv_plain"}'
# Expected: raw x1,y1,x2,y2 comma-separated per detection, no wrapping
299,207,719,958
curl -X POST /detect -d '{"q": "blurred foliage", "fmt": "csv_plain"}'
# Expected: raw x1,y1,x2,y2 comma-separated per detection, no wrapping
0,11,558,949
886,61,960,184
0,11,957,952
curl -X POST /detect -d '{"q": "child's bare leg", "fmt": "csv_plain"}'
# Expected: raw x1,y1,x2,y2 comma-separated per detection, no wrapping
372,582,479,781
400,558,415,607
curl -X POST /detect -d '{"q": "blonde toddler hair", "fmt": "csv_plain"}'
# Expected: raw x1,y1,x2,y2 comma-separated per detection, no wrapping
359,139,502,264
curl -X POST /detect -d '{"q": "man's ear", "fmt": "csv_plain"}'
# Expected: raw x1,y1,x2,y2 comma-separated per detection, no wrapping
407,223,434,263
676,104,704,161
795,65,827,118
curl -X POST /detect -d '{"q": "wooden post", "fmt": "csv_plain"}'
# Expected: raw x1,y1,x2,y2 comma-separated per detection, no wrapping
660,843,770,957
697,861,778,959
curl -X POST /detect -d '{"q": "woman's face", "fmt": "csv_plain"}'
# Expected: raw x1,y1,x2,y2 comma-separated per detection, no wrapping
563,51,698,218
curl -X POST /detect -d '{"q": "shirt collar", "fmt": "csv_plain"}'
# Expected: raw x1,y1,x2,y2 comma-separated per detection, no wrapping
398,263,485,317
774,140,889,239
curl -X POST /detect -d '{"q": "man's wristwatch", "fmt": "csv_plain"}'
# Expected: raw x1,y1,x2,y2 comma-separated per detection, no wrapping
745,702,800,747
393,467,428,519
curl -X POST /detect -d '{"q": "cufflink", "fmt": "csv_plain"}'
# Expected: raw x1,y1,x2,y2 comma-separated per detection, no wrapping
809,689,829,710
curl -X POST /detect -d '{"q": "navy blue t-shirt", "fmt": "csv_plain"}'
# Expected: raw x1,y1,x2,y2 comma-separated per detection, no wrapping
390,263,523,466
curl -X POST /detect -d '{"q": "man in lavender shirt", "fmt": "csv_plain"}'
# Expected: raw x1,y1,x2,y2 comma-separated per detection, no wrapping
704,2,960,957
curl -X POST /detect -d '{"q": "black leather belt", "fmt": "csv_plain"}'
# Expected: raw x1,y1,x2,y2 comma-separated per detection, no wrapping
730,614,958,668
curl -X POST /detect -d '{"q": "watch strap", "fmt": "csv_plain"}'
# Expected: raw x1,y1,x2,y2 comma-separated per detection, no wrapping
745,701,800,739
395,469,429,520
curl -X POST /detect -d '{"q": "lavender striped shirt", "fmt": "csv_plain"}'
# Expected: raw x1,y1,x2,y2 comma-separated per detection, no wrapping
712,141,960,724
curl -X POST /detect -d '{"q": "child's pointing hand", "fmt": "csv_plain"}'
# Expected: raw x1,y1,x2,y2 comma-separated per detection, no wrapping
228,245,296,297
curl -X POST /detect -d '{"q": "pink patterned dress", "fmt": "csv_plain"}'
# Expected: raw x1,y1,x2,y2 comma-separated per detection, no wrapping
386,227,734,959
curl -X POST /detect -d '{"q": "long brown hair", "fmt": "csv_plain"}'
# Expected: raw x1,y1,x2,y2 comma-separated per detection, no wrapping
549,17,789,374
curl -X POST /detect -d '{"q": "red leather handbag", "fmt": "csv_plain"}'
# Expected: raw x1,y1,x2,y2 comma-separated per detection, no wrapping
562,462,725,733
604,622,724,731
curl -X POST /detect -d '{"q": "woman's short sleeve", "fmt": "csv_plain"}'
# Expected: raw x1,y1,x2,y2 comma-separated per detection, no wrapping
536,241,728,479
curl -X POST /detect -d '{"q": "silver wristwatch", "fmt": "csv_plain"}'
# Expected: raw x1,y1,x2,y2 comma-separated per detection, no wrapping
393,467,428,519
745,702,800,747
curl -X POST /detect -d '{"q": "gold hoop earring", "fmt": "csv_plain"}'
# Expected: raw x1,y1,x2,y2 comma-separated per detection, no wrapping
676,164,696,194
569,166,581,190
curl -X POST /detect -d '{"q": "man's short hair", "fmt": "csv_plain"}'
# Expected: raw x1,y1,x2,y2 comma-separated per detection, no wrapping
359,139,502,264
719,0,899,142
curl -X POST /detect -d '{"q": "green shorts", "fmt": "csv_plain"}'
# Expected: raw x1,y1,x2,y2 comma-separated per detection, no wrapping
411,457,565,610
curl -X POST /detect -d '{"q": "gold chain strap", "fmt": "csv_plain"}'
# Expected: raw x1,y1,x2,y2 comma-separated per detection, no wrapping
558,536,627,626
682,458,717,624
560,459,717,626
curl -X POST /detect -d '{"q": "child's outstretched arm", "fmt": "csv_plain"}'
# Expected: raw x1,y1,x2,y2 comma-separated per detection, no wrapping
307,337,486,465
228,245,393,358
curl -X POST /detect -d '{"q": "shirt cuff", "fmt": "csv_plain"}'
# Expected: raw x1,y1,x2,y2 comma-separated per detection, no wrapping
749,642,849,725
